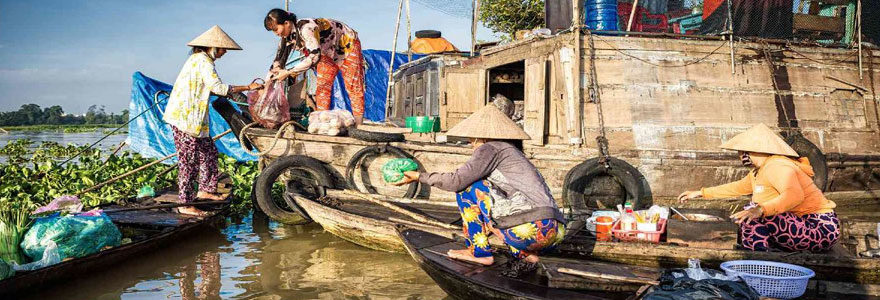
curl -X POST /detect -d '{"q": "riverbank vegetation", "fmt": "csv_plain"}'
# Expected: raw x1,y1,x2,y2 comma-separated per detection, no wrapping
1,124,127,134
0,104,128,127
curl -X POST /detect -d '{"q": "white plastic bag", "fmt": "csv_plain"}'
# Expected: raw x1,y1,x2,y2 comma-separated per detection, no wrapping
13,241,62,271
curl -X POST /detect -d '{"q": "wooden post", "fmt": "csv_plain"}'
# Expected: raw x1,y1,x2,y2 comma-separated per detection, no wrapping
471,0,480,56
571,0,584,145
385,0,405,109
626,0,639,32
727,0,735,75
406,0,412,61
858,0,863,79
284,0,289,11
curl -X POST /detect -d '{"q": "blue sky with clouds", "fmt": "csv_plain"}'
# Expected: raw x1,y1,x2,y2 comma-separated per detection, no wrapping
0,0,493,114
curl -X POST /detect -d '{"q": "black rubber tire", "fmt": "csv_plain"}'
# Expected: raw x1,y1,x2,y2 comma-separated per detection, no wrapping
785,134,829,191
562,157,652,213
415,30,442,38
345,145,421,198
255,155,332,224
212,97,255,150
347,127,406,143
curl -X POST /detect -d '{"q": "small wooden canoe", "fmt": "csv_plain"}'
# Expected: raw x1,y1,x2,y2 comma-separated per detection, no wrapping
0,192,229,297
397,227,654,300
295,190,880,288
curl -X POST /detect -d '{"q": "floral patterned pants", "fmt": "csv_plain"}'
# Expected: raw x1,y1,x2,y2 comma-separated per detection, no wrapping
740,210,840,252
456,180,565,259
315,39,365,118
172,126,221,203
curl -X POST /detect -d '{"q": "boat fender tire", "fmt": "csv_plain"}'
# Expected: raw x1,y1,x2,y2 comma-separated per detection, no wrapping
347,127,406,143
562,157,651,213
415,30,442,38
255,155,332,224
785,134,829,191
346,145,421,198
212,97,255,150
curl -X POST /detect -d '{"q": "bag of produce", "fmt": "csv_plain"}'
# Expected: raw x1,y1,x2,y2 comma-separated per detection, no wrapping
20,214,121,262
381,158,419,183
247,79,291,129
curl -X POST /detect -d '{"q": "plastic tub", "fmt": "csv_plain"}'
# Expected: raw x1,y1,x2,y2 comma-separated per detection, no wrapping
720,260,814,299
611,219,666,243
584,0,619,31
405,116,440,133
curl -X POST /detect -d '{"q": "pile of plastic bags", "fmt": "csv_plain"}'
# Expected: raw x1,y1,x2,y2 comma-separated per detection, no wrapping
307,109,355,136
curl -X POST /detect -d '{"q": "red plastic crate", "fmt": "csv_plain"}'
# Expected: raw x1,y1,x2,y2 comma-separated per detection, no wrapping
611,219,667,243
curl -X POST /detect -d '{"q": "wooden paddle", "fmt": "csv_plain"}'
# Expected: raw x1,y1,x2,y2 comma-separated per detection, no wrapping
558,267,660,286
344,190,459,230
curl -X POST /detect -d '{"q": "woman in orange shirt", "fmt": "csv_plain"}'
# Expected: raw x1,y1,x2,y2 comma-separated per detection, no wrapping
679,124,839,252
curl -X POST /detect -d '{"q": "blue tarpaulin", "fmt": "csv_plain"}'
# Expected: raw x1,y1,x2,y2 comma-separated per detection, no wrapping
127,49,421,162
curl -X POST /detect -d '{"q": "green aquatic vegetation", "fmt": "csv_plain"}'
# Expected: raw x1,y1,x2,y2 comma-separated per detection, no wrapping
0,200,34,264
1,124,125,134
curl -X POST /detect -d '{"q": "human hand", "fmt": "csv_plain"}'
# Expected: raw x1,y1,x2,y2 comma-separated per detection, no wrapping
247,82,264,90
730,206,763,224
270,69,293,81
677,190,702,203
393,171,419,186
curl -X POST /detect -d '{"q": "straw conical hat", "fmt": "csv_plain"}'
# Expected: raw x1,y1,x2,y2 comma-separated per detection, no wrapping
719,124,798,157
446,105,531,140
187,25,242,50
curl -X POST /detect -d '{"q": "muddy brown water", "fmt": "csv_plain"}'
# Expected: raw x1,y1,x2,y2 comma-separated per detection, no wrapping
22,213,448,300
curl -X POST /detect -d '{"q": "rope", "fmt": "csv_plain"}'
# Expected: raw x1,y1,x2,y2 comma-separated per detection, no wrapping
587,34,612,169
592,34,728,68
58,90,170,167
238,120,300,157
784,46,858,66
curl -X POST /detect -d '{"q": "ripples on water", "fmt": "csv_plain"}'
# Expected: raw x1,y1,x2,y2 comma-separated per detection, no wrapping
23,213,447,300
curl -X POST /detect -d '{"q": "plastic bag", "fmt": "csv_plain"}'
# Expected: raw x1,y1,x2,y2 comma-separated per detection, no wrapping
21,214,122,262
12,240,62,271
0,257,13,280
307,109,354,136
643,267,760,300
382,158,419,183
32,195,82,215
248,79,290,129
137,185,155,198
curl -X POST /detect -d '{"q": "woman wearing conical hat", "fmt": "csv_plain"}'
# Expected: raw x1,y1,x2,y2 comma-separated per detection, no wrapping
163,25,263,216
679,124,839,252
394,105,566,277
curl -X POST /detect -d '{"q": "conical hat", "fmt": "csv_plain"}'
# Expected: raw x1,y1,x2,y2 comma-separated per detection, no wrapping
187,25,242,50
719,124,799,157
446,105,531,140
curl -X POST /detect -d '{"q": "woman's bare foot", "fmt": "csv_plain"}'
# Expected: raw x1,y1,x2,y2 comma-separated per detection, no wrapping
196,191,226,201
447,249,494,265
178,206,209,217
522,254,540,264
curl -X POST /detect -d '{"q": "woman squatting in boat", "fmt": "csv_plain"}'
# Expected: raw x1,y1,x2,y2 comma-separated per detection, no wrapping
394,105,566,277
678,124,840,252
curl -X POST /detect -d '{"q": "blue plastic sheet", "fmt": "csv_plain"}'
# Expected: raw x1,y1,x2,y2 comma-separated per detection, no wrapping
128,50,421,162
127,71,257,162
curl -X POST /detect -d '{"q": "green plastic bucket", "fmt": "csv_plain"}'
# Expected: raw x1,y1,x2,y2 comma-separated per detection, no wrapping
406,116,440,133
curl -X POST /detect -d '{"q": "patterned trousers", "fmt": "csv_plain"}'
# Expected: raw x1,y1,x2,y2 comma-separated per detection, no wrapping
172,126,221,203
456,180,565,259
315,39,365,118
740,210,840,252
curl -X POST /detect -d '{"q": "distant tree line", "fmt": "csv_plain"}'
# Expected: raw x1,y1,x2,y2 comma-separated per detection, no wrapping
0,104,129,126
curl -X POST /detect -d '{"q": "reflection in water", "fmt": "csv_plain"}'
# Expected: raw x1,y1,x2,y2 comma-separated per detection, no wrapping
23,213,447,300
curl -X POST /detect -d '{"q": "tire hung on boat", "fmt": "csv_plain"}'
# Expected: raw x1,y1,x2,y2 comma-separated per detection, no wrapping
562,157,652,213
346,145,421,198
784,133,828,191
347,127,406,143
255,155,333,224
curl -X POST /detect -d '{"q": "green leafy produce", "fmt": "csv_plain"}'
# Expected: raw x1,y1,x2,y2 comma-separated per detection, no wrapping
381,158,419,183
0,258,13,280
0,200,33,264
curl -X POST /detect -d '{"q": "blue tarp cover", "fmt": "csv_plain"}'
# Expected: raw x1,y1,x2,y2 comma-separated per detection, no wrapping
128,49,421,162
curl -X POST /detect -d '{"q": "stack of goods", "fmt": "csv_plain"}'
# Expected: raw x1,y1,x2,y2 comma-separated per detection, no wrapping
307,109,355,136
612,203,669,243
492,72,523,83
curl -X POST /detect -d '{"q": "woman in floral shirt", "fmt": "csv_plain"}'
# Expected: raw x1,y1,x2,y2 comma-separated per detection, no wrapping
163,25,262,216
264,9,365,124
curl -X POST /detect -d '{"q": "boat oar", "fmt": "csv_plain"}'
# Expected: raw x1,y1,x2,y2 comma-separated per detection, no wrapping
344,190,459,230
76,129,232,196
558,267,660,286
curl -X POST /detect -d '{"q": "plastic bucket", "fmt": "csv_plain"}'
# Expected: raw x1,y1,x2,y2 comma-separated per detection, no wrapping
596,216,613,241
405,116,440,133
584,0,619,31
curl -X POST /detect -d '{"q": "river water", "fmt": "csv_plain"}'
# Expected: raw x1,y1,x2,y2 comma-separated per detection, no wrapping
2,132,448,300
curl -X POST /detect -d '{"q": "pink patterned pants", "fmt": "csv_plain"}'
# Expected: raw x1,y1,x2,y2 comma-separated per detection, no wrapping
171,126,221,203
740,210,840,252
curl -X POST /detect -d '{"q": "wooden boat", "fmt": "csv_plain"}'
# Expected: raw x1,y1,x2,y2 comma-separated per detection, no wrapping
397,227,655,300
0,192,230,297
294,190,880,294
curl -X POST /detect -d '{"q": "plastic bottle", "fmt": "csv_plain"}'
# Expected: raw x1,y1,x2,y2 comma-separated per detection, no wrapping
623,201,636,231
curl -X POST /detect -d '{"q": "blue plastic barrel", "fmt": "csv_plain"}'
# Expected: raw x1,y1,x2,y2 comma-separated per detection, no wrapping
584,0,619,31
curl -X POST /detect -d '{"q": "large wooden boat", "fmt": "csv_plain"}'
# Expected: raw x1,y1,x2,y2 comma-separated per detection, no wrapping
0,192,229,297
232,29,880,215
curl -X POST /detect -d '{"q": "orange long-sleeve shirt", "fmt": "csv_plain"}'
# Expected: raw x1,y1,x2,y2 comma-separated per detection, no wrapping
701,156,836,216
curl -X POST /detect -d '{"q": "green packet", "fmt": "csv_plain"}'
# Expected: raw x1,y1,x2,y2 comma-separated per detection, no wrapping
381,158,419,183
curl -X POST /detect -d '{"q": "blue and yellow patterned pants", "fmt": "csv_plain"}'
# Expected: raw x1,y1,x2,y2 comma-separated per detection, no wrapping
456,180,565,259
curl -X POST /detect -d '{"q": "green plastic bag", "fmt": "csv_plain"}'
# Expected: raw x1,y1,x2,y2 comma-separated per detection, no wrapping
381,158,419,183
21,214,121,262
137,185,155,198
0,258,13,280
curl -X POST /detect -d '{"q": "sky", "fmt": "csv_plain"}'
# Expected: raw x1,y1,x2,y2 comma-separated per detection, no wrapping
0,0,495,114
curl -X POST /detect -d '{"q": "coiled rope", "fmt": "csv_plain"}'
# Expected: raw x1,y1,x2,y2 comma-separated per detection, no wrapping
238,120,301,157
